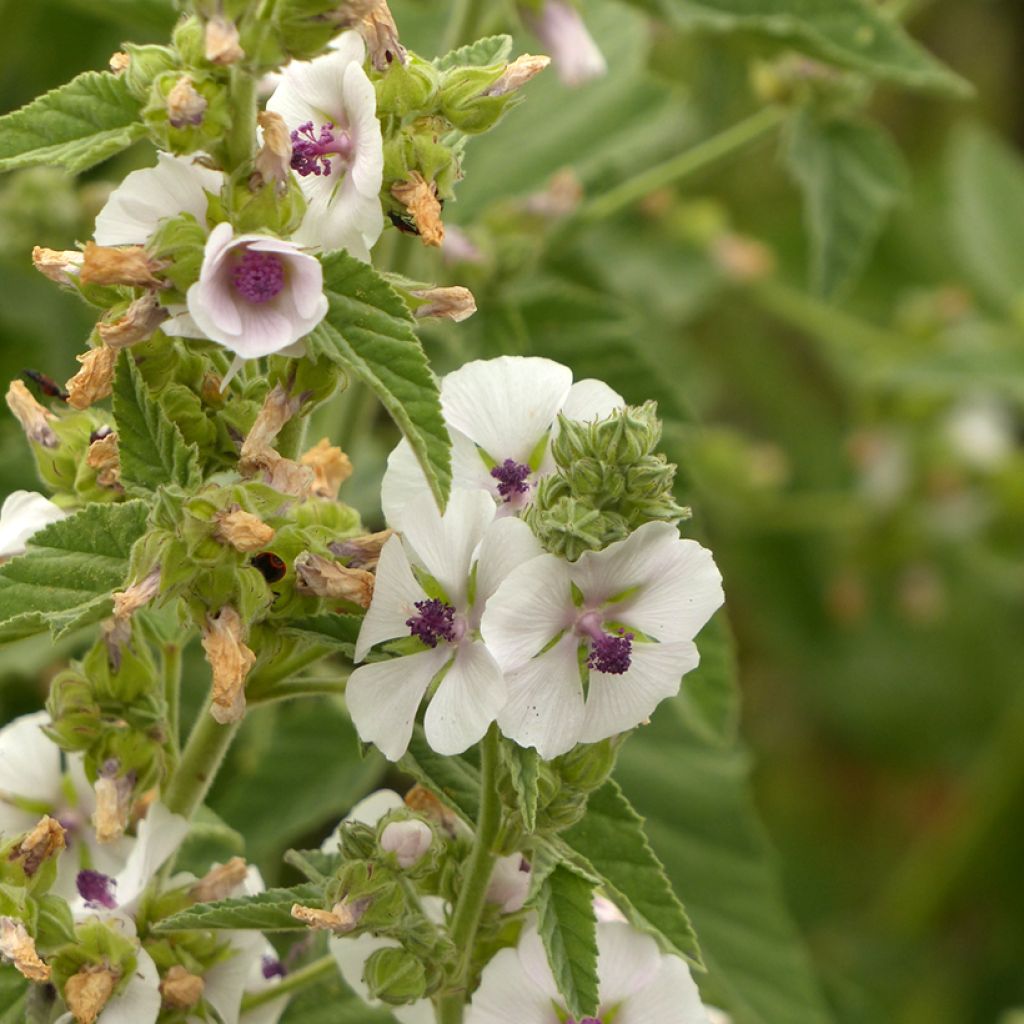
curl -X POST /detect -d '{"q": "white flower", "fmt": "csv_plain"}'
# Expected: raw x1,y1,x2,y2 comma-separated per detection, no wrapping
481,522,723,759
380,818,433,868
485,854,530,914
467,918,709,1024
347,490,544,761
381,356,623,530
0,491,67,559
266,32,384,260
169,222,329,360
94,152,223,246
945,395,1015,470
522,1,607,88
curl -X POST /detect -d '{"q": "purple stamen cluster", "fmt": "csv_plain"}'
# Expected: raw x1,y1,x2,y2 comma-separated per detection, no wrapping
290,121,340,177
406,598,457,648
261,956,287,980
490,459,531,500
77,869,118,909
567,1018,603,1024
587,628,634,675
232,250,286,304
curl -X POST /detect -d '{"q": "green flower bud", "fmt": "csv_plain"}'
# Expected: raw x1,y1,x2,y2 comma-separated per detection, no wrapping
624,455,676,501
172,16,206,67
326,861,407,934
529,496,605,562
363,947,429,1005
550,415,592,467
50,920,138,998
438,65,519,134
232,177,307,237
144,71,232,156
122,44,179,103
376,56,441,119
593,401,661,465
555,738,620,794
147,213,208,298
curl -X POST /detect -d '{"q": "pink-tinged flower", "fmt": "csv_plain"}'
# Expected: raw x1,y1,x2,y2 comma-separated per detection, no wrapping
171,222,328,360
485,854,531,914
347,490,544,761
382,356,623,530
266,32,384,261
93,152,223,246
467,918,709,1024
523,1,607,88
380,818,434,868
0,491,67,559
481,522,723,759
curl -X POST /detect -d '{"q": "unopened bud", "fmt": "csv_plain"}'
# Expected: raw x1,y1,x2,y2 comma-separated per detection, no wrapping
189,857,248,903
300,438,352,499
112,566,161,621
80,242,162,289
202,607,255,725
65,964,118,1024
214,508,276,553
291,897,367,933
294,553,375,608
0,917,49,982
97,292,169,349
87,432,121,489
167,76,207,128
66,346,118,411
380,819,433,869
411,286,476,323
485,853,531,913
363,947,428,1005
205,16,244,66
484,54,550,97
391,172,444,247
32,245,84,285
12,816,66,877
6,380,58,448
253,111,292,190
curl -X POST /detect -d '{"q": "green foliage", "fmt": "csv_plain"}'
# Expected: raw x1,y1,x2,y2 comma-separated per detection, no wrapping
156,882,324,931
786,111,909,298
0,71,144,174
433,35,514,72
281,974,402,1024
400,725,481,824
309,251,452,511
280,615,362,656
0,501,148,642
113,352,202,494
504,742,541,833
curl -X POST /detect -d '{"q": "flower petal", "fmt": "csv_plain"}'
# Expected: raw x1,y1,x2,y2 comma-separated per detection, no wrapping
424,641,505,755
561,378,624,422
345,648,448,761
205,929,264,1024
112,803,189,912
594,920,662,1008
466,946,557,1024
515,924,562,1001
342,61,385,198
0,491,68,559
0,712,61,837
354,535,425,661
473,516,545,609
98,946,161,1024
616,952,709,1024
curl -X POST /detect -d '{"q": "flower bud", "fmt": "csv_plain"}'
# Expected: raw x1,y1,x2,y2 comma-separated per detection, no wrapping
121,43,178,102
485,853,530,913
65,964,118,1024
375,55,438,117
410,286,477,323
592,402,661,464
550,415,591,466
173,16,206,66
363,947,428,1005
205,16,244,66
555,737,620,793
6,380,58,448
379,819,433,869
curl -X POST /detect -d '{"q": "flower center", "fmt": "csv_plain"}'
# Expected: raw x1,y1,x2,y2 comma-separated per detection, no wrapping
490,459,531,501
77,869,117,909
232,250,286,304
261,956,287,980
406,598,458,648
567,1019,603,1024
577,610,633,675
290,121,353,177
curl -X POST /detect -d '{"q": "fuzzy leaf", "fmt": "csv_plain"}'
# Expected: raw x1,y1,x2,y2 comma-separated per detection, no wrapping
504,743,541,833
280,614,362,655
399,725,481,824
113,352,202,493
285,848,342,883
309,251,451,511
156,882,324,931
786,112,908,298
0,70,145,174
532,859,600,1020
433,35,514,71
281,974,401,1023
561,780,702,965
0,501,149,642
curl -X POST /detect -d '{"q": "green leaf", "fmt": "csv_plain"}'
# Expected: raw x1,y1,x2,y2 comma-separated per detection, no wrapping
285,848,342,883
532,859,600,1020
646,0,970,96
0,501,149,643
0,70,145,175
399,725,481,824
50,0,178,32
281,974,401,1024
785,112,908,298
560,780,702,965
156,882,324,932
281,615,362,656
0,966,27,1024
947,121,1024,317
309,251,451,510
433,34,514,71
173,806,246,879
504,742,541,833
113,352,202,494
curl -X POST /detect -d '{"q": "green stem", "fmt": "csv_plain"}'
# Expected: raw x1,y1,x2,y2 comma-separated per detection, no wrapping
436,725,502,1024
248,674,350,706
225,68,258,171
579,106,788,223
162,641,182,773
162,708,241,820
241,954,336,1012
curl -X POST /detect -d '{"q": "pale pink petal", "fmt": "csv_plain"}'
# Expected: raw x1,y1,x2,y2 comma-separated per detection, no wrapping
355,536,425,662
515,924,562,1001
466,947,557,1024
561,378,624,422
424,641,505,755
616,953,709,1024
342,61,384,198
97,947,161,1024
594,920,661,1007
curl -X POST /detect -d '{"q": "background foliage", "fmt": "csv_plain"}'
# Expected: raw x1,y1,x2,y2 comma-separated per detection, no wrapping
1,0,1022,1021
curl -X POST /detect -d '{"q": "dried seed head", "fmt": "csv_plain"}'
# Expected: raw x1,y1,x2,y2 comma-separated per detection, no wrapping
32,245,84,285
291,898,367,933
358,1,406,71
112,566,161,621
484,54,550,97
241,383,301,462
167,76,207,128
214,508,276,553
87,432,121,489
0,918,49,982
254,111,293,190
12,816,66,876
205,16,244,66
239,384,315,497
391,172,444,247
294,553,374,608
160,965,205,1010
189,856,248,903
329,530,393,571
92,773,132,845
6,380,58,448
66,346,118,411
202,607,256,725
300,438,352,499
108,51,130,75
98,292,169,350
65,964,118,1024
410,285,477,323
81,242,162,289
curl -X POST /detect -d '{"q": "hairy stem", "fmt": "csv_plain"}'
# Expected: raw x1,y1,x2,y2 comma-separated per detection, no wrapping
225,68,258,171
240,954,336,1012
162,640,182,773
436,725,502,1024
162,708,241,820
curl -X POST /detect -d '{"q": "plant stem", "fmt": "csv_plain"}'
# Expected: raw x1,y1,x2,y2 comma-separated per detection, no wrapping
162,708,241,820
162,641,182,772
225,68,258,171
240,954,337,1012
579,105,788,223
436,725,502,1024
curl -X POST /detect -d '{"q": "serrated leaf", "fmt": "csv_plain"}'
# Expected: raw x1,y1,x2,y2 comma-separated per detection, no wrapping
156,882,324,931
0,71,145,175
285,848,342,883
433,34,514,71
399,725,480,825
560,779,702,965
532,861,599,1019
280,615,361,655
0,501,149,643
505,743,540,833
309,251,451,511
113,352,202,493
645,0,970,96
786,112,908,298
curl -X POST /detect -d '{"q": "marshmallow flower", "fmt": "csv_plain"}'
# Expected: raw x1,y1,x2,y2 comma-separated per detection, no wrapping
267,32,384,261
0,491,67,559
523,1,608,88
347,490,544,760
177,222,329,360
93,152,223,246
467,918,709,1024
381,356,623,530
482,522,724,759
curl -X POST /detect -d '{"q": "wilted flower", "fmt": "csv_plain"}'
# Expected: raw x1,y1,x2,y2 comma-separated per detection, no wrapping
0,490,67,558
266,33,384,260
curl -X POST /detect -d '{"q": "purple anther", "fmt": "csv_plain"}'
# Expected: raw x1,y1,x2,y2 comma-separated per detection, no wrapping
490,459,531,501
290,121,352,177
261,956,287,980
406,598,457,648
577,610,633,674
77,869,118,909
232,250,286,304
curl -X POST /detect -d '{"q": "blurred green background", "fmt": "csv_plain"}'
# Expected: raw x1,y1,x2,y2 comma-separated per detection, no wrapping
1,1,1023,1022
